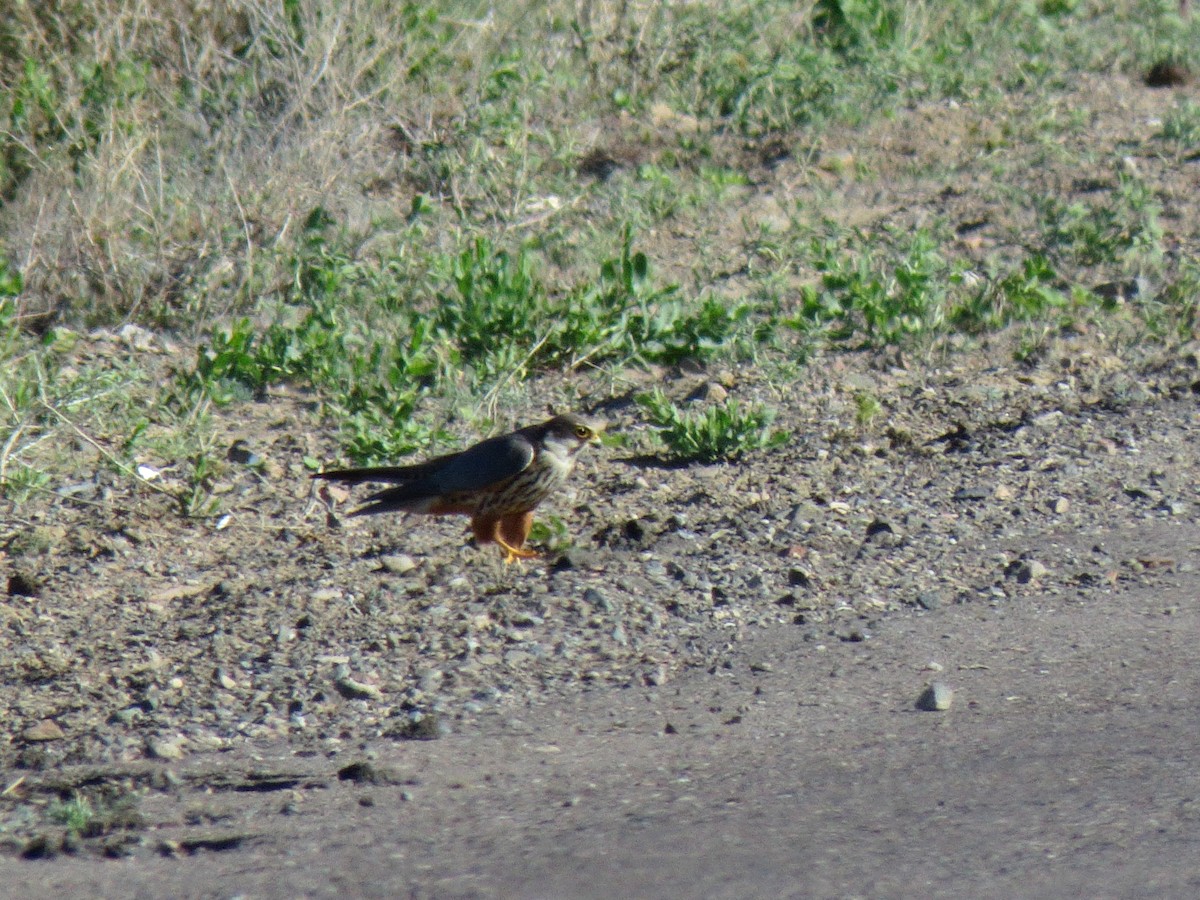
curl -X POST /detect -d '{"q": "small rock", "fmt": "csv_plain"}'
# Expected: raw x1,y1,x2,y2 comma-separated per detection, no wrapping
112,707,141,726
1050,496,1070,515
334,666,384,701
552,548,599,571
337,760,403,783
146,736,187,760
1160,499,1188,516
686,381,729,403
623,518,648,543
581,587,611,611
788,567,814,589
865,519,894,538
1146,60,1192,88
1004,559,1048,584
22,834,57,860
1030,410,1063,430
381,554,418,575
915,592,943,611
916,682,954,711
22,720,65,743
1091,278,1150,303
644,665,670,686
385,712,447,741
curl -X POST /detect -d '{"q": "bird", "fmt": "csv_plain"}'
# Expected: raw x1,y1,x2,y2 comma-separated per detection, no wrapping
314,413,604,562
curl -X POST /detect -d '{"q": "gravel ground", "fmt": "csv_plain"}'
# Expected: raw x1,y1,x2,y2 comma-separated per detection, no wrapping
4,327,1200,879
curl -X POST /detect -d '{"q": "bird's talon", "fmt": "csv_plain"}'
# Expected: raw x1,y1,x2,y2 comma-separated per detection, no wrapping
499,539,541,563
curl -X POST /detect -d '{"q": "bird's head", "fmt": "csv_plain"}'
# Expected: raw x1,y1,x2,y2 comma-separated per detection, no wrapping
541,414,605,458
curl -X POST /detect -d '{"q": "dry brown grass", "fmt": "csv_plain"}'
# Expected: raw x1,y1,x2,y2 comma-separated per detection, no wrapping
1,0,522,328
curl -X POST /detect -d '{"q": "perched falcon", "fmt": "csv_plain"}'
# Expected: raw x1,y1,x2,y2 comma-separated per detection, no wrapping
314,413,603,562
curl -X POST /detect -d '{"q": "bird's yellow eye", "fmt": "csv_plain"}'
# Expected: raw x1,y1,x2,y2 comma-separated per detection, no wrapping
575,425,592,439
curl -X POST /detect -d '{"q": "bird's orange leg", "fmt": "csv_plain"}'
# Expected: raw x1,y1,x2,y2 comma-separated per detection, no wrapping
496,512,539,563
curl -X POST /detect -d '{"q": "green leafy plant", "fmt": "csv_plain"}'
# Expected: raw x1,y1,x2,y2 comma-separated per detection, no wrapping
951,256,1068,332
1158,99,1200,151
48,793,96,836
854,392,883,427
434,237,546,376
45,788,143,839
1040,173,1162,268
638,390,788,462
528,514,573,553
181,452,222,518
789,231,959,346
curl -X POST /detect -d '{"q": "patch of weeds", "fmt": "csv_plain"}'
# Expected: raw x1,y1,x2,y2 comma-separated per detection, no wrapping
854,392,883,427
435,230,756,375
433,237,547,378
1039,0,1080,15
332,380,443,464
47,793,95,836
1141,262,1200,340
788,230,960,346
529,515,572,554
182,317,267,404
177,218,756,466
638,389,788,462
559,236,755,368
177,211,443,463
951,256,1069,332
1,463,51,503
627,164,683,221
1012,324,1059,365
812,0,901,54
700,165,751,193
1,302,147,500
44,787,144,840
2,35,151,199
1039,172,1163,268
1158,99,1200,153
181,452,223,518
0,255,21,298
682,8,843,133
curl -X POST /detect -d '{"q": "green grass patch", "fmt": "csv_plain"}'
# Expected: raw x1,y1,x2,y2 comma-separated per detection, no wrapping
787,229,963,346
1039,172,1163,269
638,390,789,462
180,223,759,462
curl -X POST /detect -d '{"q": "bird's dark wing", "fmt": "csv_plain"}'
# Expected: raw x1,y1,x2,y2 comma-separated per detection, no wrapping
342,434,535,517
426,432,535,493
314,432,535,517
